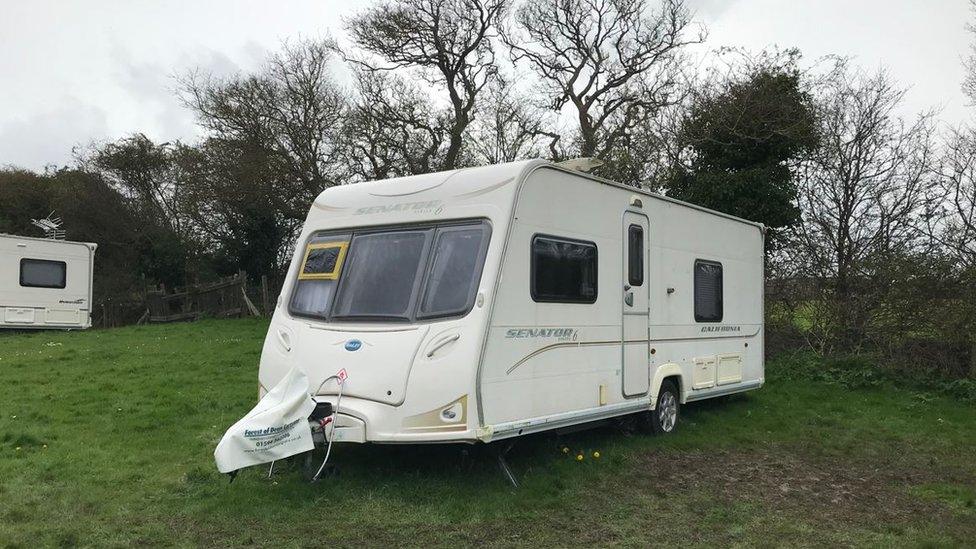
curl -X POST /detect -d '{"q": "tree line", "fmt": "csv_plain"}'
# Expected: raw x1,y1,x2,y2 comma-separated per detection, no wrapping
1,0,974,377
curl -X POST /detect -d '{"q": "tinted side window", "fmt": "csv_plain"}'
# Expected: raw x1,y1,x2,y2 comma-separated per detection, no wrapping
20,259,67,289
531,235,598,303
417,224,490,319
628,224,643,286
694,259,723,322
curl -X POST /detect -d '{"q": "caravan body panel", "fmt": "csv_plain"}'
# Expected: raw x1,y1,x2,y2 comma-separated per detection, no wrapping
478,166,763,439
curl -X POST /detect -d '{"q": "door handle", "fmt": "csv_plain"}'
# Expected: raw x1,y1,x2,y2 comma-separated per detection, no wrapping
276,330,291,352
624,292,634,307
426,333,460,358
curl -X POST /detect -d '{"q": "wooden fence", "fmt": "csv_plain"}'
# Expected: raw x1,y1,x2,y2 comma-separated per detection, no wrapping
91,299,149,329
145,273,260,323
91,273,283,329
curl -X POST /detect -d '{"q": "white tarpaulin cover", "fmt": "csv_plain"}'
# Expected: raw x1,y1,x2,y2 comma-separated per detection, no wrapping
214,366,316,474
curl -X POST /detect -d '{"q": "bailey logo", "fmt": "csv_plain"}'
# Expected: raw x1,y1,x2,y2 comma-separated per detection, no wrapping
344,339,363,351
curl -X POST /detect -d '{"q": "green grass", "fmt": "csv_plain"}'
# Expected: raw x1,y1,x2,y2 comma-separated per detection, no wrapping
1,319,974,547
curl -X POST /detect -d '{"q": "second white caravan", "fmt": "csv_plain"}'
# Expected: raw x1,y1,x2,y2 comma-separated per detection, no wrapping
0,234,97,330
257,159,764,447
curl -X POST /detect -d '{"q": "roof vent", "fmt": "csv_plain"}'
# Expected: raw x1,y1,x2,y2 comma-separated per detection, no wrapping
556,157,604,173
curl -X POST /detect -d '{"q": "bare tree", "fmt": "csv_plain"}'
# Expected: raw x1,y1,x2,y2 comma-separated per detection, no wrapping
178,137,298,279
85,134,195,243
178,39,350,279
964,0,976,104
344,0,506,171
503,0,702,165
936,128,976,268
904,128,976,378
467,79,562,164
181,38,349,211
790,65,938,351
344,69,448,179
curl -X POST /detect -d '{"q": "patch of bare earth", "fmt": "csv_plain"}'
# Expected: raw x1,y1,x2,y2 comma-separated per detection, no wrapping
634,446,972,528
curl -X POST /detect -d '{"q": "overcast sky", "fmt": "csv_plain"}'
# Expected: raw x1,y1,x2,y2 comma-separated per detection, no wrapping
0,0,972,171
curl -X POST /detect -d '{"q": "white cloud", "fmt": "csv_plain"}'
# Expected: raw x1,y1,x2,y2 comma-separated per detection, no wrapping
687,0,973,125
0,98,109,171
0,0,971,170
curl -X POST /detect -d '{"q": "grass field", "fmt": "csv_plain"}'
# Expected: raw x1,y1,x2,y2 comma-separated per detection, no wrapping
1,318,974,547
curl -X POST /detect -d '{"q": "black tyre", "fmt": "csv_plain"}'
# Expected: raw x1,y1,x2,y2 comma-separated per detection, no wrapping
649,380,680,435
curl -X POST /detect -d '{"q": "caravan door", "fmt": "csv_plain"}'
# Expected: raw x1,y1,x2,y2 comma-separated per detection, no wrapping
622,211,650,397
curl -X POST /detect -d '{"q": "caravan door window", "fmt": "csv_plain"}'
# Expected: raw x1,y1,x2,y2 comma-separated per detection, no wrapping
531,235,598,303
20,258,67,289
627,224,644,286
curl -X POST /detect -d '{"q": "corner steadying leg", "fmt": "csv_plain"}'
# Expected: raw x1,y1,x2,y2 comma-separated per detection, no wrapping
494,440,519,488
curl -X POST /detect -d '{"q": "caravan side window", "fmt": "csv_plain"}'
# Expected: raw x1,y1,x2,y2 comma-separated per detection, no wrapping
531,235,598,303
694,259,723,322
20,258,67,289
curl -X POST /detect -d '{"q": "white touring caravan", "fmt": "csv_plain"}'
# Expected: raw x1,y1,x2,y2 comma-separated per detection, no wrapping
0,234,97,330
257,159,764,455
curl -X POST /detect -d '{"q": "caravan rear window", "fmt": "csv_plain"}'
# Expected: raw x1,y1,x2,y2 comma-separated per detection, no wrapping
20,258,67,289
289,221,490,322
694,259,723,322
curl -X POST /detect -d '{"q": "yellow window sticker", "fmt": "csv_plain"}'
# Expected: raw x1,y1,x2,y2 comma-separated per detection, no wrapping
298,241,349,280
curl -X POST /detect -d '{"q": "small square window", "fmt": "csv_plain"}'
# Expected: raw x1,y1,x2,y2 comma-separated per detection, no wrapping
298,242,348,280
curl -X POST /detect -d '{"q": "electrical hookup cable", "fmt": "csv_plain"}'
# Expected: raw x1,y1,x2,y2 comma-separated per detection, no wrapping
311,374,345,482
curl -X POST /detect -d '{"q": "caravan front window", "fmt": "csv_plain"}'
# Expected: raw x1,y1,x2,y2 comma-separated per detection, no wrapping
332,231,430,320
290,234,351,317
418,224,490,318
289,220,490,322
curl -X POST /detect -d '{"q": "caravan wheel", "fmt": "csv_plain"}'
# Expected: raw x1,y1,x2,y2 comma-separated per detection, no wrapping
649,380,680,435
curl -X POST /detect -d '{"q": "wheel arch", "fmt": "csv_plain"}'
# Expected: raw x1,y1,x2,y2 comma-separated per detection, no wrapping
650,362,685,408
